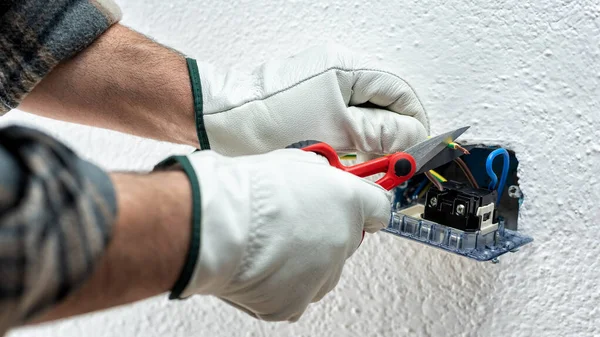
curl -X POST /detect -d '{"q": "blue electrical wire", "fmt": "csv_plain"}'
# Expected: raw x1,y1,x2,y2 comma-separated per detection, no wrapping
486,148,510,205
412,178,429,199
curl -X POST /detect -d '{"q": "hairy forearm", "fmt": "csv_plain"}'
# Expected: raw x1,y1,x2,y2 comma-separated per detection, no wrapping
18,24,198,147
30,171,192,323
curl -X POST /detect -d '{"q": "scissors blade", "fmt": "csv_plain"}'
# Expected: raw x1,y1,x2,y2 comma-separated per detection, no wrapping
404,126,470,174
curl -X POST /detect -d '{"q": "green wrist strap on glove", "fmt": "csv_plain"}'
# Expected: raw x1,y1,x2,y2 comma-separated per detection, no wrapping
186,58,211,150
154,156,203,300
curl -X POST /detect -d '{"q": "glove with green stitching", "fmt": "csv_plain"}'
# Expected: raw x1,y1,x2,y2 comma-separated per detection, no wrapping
157,148,390,321
186,44,429,155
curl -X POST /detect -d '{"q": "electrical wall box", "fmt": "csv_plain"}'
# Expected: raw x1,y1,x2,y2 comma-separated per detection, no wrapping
383,142,533,263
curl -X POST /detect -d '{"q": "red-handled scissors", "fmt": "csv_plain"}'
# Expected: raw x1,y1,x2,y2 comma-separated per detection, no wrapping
287,126,470,243
288,126,470,191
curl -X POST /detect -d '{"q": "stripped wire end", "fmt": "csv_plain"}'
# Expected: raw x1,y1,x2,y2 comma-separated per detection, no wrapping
448,142,470,155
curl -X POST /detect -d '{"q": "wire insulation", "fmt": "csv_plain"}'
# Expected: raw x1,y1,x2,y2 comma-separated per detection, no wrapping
486,148,510,204
425,171,444,191
412,178,429,199
418,183,431,199
454,157,479,188
429,170,447,182
448,142,470,154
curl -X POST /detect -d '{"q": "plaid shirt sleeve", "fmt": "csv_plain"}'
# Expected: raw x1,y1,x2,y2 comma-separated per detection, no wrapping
0,126,117,335
0,0,122,113
0,1,120,333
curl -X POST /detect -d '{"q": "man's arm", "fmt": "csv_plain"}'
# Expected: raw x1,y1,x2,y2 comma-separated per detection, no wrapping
18,24,198,147
1,1,197,147
5,0,429,157
30,171,192,323
0,126,193,334
0,126,118,334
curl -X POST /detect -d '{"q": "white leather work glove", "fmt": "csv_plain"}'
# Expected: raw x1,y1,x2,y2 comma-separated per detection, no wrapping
187,44,429,155
156,148,391,321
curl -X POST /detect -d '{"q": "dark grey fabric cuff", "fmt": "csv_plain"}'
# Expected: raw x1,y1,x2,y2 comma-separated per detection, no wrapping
0,0,122,113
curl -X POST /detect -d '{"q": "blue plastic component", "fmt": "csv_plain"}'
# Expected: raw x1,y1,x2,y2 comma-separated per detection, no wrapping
383,204,533,262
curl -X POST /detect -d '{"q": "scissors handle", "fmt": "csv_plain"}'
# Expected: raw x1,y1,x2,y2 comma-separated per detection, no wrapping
289,141,416,190
287,140,417,246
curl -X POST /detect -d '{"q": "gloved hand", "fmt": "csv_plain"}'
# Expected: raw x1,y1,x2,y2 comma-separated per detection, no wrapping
157,148,391,321
188,44,429,155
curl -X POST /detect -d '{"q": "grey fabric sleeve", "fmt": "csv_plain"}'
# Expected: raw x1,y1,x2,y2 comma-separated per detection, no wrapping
0,126,117,334
0,0,122,113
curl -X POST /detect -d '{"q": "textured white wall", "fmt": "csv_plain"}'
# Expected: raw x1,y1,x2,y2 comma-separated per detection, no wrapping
7,0,600,336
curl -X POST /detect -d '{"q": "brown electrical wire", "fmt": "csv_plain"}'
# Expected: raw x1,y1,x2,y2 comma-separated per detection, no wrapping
424,171,444,191
454,157,479,188
453,143,470,155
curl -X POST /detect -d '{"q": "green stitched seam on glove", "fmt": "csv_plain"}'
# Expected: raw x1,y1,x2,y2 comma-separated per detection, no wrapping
154,155,202,299
186,58,211,150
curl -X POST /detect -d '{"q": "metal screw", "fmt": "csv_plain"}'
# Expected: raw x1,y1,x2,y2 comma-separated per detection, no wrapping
430,197,438,207
491,258,500,264
456,204,465,215
508,185,522,198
